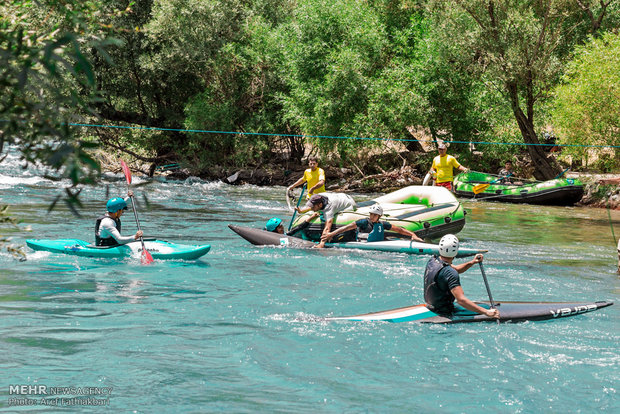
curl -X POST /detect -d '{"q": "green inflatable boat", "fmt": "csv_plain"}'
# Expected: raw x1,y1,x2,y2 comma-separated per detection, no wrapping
289,186,466,241
453,171,584,206
26,239,211,261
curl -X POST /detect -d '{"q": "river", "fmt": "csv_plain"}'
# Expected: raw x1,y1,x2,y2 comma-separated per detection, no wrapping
0,150,618,412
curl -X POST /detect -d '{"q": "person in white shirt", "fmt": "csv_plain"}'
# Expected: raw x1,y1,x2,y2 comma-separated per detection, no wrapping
295,193,357,248
95,191,143,246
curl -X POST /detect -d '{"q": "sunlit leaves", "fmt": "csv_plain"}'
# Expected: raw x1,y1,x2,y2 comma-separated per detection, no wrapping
552,32,620,166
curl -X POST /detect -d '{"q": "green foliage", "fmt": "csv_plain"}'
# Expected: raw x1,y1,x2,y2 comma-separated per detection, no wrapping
0,205,27,261
4,0,618,180
278,0,389,159
0,0,122,184
552,32,620,163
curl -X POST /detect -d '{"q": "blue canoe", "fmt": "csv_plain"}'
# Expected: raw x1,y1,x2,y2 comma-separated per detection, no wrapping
26,239,211,261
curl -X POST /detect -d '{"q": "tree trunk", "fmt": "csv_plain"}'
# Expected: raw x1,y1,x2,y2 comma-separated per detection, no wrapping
507,83,559,180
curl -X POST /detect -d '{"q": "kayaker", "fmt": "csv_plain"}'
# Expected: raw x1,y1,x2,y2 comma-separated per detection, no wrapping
287,156,326,199
321,204,424,243
264,217,285,234
295,193,357,248
264,216,315,237
95,192,143,246
428,142,468,191
423,234,500,319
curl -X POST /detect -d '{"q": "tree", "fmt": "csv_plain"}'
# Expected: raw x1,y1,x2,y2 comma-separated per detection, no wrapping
90,0,298,172
552,31,620,166
278,0,390,160
429,0,617,179
0,0,121,205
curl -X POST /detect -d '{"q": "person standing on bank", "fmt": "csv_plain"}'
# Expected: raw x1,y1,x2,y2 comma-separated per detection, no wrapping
423,234,500,319
429,143,468,191
95,191,143,246
287,156,326,199
295,193,357,248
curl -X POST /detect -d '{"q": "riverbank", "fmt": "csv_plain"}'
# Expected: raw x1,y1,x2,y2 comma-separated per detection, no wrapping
99,151,618,209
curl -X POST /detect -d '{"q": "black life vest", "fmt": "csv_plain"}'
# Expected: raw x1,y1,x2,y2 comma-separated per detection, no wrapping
95,215,121,246
423,256,455,315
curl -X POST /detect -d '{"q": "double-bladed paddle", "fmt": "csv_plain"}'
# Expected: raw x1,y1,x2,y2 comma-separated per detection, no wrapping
121,160,154,265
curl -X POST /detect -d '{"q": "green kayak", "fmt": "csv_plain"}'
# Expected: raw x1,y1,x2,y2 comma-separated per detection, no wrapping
453,171,584,205
26,239,211,260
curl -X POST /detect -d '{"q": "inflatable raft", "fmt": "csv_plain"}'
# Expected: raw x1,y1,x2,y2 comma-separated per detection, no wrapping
228,225,486,257
26,239,211,260
453,171,584,205
326,300,613,323
289,186,466,241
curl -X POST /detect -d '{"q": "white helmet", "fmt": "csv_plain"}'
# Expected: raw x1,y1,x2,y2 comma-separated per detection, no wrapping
368,204,383,216
438,234,459,258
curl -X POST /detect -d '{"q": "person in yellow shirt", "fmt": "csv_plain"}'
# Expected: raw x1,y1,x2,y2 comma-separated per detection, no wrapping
429,143,468,191
287,156,326,198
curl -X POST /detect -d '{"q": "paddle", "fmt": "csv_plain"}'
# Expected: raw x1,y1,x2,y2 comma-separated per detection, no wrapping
287,184,306,232
553,167,570,179
478,261,496,309
472,173,513,195
121,160,154,265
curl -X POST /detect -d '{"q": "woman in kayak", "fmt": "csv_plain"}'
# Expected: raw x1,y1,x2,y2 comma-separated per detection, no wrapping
95,191,143,246
320,204,424,243
423,234,499,319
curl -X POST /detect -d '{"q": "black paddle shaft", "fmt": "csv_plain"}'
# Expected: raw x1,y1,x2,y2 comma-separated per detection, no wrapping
129,194,149,255
478,262,496,309
129,195,143,233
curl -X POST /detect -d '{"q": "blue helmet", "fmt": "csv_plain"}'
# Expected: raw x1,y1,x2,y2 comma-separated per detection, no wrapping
265,217,283,232
106,197,128,213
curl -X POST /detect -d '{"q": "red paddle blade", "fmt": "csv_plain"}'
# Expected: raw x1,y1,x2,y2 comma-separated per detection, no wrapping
141,245,154,265
120,160,132,185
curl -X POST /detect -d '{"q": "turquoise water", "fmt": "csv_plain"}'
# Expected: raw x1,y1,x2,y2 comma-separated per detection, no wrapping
0,151,618,412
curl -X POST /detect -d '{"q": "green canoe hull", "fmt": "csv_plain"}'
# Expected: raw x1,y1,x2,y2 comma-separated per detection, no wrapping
291,186,466,241
454,172,584,206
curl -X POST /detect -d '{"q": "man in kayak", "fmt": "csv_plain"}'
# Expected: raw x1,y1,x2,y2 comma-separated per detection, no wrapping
95,192,143,246
320,204,424,243
295,193,357,248
428,142,468,191
423,234,500,319
287,156,326,199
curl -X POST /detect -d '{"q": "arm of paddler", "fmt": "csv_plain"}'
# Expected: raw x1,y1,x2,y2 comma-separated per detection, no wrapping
308,179,325,195
451,254,482,274
315,217,335,248
390,224,424,242
287,176,306,193
451,286,500,318
321,221,356,242
286,212,318,236
100,218,142,245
